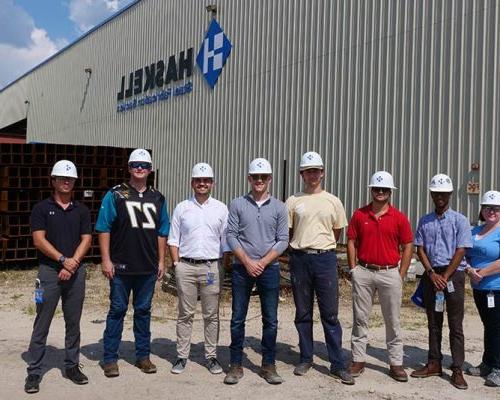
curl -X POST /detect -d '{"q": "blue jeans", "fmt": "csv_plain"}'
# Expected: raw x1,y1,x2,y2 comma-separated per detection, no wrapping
103,273,156,364
290,251,345,370
229,263,280,365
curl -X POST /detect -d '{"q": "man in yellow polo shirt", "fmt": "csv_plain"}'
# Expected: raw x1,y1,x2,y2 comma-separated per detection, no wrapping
286,151,353,385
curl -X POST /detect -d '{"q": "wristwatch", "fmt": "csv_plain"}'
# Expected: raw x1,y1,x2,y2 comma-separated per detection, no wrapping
58,255,66,264
427,268,434,276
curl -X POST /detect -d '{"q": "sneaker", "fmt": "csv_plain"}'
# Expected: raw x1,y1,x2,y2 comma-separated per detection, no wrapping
135,358,157,374
330,368,355,385
485,368,500,387
171,358,187,374
259,364,283,384
224,364,243,385
103,362,119,378
206,358,223,374
24,374,41,394
466,362,492,377
65,364,89,385
293,362,313,376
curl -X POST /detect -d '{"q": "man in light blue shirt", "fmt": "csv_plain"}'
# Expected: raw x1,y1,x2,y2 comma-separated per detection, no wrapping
224,158,288,385
411,174,472,390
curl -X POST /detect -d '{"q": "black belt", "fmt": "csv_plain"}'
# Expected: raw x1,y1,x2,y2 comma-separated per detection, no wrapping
181,257,220,264
359,262,398,271
294,248,333,255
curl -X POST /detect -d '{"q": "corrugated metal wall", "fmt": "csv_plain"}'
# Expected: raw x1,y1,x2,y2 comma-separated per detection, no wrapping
0,0,499,231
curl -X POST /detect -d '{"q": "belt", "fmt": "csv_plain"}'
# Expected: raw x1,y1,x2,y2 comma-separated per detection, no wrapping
359,262,398,271
180,257,220,265
295,248,333,255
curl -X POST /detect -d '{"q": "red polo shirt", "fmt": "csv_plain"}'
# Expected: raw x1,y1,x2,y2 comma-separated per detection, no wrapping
347,204,413,266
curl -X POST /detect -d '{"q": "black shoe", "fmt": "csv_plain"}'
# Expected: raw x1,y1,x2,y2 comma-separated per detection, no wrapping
24,374,41,394
330,369,355,385
65,365,89,385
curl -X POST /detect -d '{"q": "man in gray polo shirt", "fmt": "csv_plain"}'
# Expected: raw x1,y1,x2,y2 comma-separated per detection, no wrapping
223,158,288,385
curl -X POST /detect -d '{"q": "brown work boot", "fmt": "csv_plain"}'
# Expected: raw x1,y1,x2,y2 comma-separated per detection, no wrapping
259,364,283,384
103,362,119,378
224,364,244,385
135,358,157,374
389,365,408,382
450,368,468,390
410,360,442,378
349,361,366,377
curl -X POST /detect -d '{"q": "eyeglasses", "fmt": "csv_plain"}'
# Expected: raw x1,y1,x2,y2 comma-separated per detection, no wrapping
192,178,213,184
483,206,500,213
129,162,152,170
250,174,271,181
371,187,391,193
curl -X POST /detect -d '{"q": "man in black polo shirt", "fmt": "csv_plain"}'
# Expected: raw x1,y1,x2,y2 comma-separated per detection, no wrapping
24,160,92,394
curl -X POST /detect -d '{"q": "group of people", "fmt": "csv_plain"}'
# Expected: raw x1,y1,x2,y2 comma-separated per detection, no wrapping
23,148,500,394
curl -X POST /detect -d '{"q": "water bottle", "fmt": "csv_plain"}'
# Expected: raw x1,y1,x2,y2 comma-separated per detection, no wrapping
435,291,444,312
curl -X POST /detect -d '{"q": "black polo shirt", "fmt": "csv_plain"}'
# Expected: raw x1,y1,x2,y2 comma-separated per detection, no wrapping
31,197,92,268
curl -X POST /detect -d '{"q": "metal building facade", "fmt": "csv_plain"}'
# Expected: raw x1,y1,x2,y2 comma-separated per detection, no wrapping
0,0,499,229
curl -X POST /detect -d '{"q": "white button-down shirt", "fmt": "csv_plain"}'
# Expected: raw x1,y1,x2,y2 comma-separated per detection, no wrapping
168,196,229,259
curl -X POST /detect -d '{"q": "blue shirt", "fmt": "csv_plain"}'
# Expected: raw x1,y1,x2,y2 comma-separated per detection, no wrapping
414,208,472,271
467,226,500,291
227,194,288,260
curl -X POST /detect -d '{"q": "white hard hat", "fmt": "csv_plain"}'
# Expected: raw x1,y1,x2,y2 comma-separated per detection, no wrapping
480,190,500,206
51,160,78,179
128,148,152,164
248,158,272,174
299,151,324,171
429,174,453,192
368,171,397,189
191,162,214,178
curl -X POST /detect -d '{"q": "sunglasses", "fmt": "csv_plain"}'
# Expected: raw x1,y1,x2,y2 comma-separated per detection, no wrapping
371,187,391,193
250,174,271,181
483,206,500,213
193,178,213,184
129,162,152,170
54,176,76,182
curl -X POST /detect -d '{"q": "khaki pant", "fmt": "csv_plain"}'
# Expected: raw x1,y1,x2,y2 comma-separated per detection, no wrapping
351,265,403,365
175,260,221,359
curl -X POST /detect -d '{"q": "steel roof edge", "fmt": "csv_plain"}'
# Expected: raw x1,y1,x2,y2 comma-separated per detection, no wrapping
0,0,143,93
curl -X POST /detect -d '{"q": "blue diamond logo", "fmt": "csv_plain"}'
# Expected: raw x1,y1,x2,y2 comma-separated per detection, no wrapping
196,18,232,89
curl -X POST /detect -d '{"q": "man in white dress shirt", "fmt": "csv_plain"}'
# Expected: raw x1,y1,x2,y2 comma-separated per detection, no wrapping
168,162,229,375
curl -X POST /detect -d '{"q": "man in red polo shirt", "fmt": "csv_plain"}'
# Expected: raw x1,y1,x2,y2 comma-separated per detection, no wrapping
347,171,413,382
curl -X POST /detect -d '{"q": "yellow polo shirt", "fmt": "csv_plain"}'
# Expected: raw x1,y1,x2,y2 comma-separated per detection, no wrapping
286,190,347,250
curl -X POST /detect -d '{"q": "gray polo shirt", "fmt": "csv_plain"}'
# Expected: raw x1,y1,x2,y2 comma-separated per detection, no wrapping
227,194,289,260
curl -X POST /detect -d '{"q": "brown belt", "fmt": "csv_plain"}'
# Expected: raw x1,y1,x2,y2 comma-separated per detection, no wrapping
359,262,398,271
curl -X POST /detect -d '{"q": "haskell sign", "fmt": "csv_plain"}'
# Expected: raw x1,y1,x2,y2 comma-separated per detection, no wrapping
116,18,232,113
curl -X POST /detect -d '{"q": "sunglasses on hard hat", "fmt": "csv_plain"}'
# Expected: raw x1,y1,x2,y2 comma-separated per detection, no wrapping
371,187,391,193
483,205,500,213
129,162,152,170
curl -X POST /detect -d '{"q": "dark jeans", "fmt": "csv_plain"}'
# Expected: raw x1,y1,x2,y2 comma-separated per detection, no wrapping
290,251,345,370
422,268,465,368
103,273,156,364
229,263,280,365
27,264,86,374
473,289,500,369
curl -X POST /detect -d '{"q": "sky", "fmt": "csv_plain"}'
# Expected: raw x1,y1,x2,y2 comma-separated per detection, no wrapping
0,0,136,89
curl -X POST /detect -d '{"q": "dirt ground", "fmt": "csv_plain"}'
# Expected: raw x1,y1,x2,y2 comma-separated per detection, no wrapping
0,265,497,400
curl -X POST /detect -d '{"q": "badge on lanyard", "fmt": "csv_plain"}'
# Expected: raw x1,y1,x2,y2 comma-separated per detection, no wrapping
447,280,455,293
206,261,215,285
487,292,495,308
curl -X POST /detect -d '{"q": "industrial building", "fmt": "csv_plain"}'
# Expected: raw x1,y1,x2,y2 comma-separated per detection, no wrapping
0,0,499,236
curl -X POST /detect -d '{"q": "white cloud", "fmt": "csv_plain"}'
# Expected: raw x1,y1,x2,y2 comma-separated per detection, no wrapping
0,2,67,89
69,0,134,33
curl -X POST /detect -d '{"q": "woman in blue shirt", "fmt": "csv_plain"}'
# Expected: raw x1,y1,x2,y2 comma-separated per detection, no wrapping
466,190,500,387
